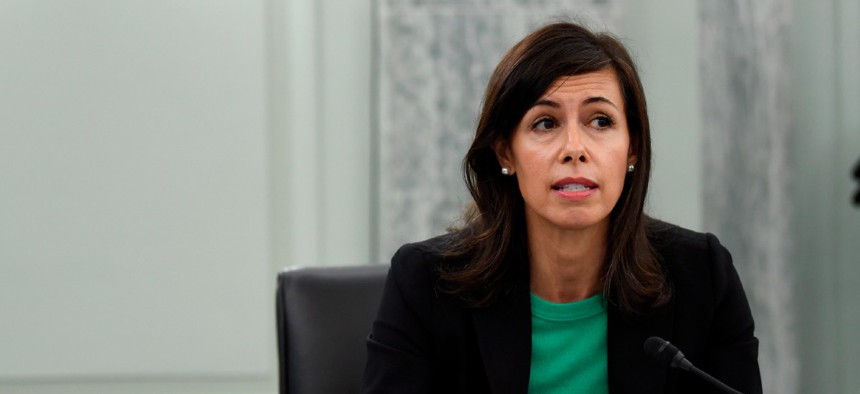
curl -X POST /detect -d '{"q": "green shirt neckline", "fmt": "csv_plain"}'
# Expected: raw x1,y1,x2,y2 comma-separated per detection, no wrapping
529,292,606,322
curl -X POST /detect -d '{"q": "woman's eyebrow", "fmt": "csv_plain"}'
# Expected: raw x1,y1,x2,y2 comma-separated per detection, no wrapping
532,99,560,109
532,96,619,110
583,96,619,109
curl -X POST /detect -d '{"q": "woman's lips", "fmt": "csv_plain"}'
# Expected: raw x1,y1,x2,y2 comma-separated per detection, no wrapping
552,177,598,200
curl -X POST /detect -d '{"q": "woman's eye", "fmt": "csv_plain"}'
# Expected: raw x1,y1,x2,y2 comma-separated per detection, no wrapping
591,116,613,129
533,118,556,131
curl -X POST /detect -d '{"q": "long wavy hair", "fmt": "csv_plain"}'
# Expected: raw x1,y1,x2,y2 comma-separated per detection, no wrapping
440,22,671,315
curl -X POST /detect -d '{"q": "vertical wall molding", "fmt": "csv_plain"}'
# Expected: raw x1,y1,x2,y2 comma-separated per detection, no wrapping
284,0,322,267
834,0,860,390
789,1,838,391
269,0,289,272
282,0,373,268
318,0,373,266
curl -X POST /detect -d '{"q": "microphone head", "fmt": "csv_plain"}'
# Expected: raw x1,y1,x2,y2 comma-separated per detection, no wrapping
643,336,679,363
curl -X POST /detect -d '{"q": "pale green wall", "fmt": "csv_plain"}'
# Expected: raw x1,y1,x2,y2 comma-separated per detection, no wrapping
622,1,703,231
0,0,375,392
791,0,860,392
0,1,278,393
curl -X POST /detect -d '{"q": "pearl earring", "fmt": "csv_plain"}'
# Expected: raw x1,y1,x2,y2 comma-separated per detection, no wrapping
501,167,511,175
628,164,635,173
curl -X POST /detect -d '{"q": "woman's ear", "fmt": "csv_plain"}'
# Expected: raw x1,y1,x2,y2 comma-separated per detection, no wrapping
494,139,514,173
627,143,637,167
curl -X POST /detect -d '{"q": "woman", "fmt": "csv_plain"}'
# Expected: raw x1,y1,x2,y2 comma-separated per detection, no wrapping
363,22,761,394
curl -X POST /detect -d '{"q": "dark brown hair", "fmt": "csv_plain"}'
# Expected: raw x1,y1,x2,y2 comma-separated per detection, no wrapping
440,22,670,315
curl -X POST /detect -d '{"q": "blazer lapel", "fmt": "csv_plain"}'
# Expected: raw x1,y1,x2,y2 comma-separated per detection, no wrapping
471,283,532,394
607,297,676,394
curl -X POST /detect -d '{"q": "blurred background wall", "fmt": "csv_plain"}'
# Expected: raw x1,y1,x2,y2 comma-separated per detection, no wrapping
699,1,795,391
0,0,857,393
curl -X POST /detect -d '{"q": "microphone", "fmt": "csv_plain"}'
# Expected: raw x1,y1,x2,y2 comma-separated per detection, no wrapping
643,336,743,394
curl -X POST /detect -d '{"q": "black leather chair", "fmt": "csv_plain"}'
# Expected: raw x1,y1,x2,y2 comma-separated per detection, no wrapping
276,265,389,394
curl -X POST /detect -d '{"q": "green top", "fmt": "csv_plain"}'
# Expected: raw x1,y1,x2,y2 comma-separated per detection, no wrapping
528,293,609,394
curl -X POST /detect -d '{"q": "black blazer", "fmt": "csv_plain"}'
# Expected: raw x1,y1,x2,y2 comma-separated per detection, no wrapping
363,224,761,393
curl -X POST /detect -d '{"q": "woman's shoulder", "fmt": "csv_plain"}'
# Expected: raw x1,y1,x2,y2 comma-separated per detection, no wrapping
380,233,476,320
646,219,739,291
393,232,461,259
389,232,466,270
647,219,727,259
644,225,759,392
387,232,467,283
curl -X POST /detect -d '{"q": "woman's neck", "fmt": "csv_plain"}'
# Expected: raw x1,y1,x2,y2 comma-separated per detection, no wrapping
527,219,608,304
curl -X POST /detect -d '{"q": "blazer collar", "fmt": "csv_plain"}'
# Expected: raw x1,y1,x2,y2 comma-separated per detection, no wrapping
471,281,532,394
607,296,676,394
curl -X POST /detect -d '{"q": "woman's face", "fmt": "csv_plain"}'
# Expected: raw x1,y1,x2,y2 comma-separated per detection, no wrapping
496,69,635,234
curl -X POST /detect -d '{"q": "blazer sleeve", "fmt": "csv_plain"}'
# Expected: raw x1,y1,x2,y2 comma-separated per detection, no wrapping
362,244,435,394
701,233,762,394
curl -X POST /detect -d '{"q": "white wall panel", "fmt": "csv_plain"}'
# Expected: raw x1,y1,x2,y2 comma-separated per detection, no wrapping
0,0,270,382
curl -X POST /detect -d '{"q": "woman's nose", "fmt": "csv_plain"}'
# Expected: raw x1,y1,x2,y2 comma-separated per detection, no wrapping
561,124,587,163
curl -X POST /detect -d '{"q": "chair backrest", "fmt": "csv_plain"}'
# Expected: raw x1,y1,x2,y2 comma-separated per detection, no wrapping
276,265,389,394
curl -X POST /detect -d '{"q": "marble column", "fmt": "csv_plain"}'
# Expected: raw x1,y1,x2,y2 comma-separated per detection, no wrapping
699,1,796,392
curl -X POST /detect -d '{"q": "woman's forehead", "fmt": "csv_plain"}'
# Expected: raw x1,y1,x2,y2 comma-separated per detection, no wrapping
542,69,621,96
536,69,624,109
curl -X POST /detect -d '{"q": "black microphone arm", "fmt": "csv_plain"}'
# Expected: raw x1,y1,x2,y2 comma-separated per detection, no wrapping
643,336,743,394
